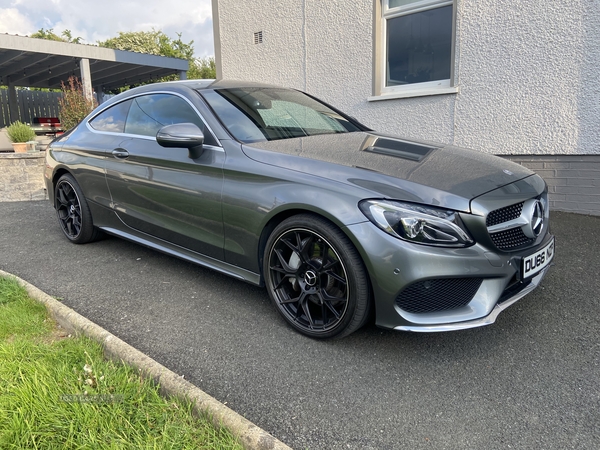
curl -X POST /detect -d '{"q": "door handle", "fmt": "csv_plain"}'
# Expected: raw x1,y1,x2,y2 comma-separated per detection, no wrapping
112,149,129,159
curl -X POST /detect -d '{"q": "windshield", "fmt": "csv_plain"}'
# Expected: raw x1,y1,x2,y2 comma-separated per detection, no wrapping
201,87,362,143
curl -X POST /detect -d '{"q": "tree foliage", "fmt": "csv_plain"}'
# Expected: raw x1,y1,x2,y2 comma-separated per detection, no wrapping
30,28,82,44
98,30,195,60
189,57,216,80
58,77,97,130
99,30,215,80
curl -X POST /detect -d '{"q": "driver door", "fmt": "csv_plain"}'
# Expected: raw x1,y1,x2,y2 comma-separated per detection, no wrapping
101,93,225,259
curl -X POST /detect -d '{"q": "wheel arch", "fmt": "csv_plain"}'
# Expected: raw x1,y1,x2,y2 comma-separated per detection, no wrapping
256,207,376,321
257,208,306,285
50,167,74,208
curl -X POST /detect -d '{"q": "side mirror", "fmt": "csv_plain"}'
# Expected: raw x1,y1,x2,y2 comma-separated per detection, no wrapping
156,123,205,158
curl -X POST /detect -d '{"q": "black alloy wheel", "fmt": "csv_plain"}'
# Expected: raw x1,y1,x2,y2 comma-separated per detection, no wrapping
55,174,101,244
264,214,370,339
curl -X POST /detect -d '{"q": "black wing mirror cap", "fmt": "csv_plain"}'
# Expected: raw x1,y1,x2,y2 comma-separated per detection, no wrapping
156,123,205,158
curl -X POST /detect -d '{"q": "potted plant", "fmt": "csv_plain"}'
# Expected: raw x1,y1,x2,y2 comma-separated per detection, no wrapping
6,121,36,153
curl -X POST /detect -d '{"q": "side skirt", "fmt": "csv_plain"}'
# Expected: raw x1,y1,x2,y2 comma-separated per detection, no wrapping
101,226,262,286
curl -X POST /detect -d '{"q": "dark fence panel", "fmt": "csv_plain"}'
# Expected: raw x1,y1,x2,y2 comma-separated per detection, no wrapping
0,90,10,128
18,91,62,124
0,89,62,128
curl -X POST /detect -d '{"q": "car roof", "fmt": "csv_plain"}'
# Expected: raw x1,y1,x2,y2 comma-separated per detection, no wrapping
90,79,296,125
95,79,288,112
127,79,286,93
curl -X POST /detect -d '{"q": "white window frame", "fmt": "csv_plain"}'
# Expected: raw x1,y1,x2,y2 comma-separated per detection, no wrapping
370,0,458,101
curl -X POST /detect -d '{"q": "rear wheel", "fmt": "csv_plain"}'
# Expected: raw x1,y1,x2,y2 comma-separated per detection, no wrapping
55,174,101,244
264,214,371,339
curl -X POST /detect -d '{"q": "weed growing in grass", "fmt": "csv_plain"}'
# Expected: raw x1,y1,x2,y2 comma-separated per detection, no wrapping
0,277,242,449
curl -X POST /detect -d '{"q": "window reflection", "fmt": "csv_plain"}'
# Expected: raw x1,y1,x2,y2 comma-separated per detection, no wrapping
89,100,131,133
203,88,361,143
386,5,452,86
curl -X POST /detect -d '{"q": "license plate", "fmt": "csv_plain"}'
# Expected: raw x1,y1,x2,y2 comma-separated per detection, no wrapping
522,237,555,279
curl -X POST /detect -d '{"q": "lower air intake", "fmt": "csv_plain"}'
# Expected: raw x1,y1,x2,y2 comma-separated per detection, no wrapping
396,278,483,314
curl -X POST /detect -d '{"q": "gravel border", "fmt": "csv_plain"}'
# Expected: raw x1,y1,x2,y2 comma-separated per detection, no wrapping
1,269,292,450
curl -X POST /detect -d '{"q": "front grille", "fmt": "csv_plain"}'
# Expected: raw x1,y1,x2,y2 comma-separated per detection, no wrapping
396,278,483,314
486,202,524,227
490,227,533,250
486,201,538,250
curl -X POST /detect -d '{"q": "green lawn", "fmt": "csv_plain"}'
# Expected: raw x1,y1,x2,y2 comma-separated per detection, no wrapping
0,276,242,449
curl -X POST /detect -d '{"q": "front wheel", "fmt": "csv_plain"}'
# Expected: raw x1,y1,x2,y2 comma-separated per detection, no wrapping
55,174,102,244
264,214,371,339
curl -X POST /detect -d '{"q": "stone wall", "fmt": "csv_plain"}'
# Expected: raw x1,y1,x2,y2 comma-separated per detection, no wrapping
0,153,47,201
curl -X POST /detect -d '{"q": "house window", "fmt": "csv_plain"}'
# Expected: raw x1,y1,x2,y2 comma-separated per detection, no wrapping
381,0,454,95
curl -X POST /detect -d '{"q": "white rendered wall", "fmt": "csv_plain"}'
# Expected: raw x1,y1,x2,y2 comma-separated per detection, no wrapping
215,0,599,156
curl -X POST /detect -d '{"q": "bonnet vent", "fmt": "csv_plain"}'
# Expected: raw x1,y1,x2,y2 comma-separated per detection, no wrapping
365,138,436,162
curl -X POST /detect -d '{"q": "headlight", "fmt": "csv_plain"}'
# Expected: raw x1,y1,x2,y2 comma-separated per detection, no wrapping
359,200,474,247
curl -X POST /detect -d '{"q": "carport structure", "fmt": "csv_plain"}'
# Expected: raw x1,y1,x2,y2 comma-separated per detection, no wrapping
0,34,189,123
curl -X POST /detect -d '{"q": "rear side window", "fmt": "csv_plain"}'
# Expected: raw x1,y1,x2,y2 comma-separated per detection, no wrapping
89,100,132,132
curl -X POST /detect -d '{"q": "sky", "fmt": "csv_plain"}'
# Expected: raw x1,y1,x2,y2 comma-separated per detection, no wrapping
0,0,214,57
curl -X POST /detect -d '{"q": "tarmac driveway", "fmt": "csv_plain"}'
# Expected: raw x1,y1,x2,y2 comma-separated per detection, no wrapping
0,201,598,450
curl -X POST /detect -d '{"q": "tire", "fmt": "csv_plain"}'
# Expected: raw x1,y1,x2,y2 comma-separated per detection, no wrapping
263,214,371,339
54,174,102,244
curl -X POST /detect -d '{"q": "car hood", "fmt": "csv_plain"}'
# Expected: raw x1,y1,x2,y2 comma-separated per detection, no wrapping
241,132,533,212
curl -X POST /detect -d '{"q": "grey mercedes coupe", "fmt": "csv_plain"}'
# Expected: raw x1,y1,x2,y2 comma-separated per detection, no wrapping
45,80,555,339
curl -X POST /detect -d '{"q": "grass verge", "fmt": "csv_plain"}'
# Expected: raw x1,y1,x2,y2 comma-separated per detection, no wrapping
0,276,242,449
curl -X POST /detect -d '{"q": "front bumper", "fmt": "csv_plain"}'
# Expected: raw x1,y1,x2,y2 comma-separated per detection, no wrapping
394,265,550,332
345,220,554,332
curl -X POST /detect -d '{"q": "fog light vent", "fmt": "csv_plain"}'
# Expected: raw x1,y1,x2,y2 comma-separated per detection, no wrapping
396,278,483,314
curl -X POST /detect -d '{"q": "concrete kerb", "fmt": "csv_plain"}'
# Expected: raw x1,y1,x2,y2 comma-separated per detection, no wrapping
0,269,292,450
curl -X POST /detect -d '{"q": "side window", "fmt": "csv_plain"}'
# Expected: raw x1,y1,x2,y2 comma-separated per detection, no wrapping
89,100,132,133
381,0,454,94
124,94,217,146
